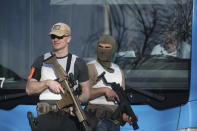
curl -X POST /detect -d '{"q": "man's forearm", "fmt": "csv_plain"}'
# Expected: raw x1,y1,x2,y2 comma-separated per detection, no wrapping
89,87,106,100
78,87,90,104
79,93,90,104
26,79,48,95
78,81,91,103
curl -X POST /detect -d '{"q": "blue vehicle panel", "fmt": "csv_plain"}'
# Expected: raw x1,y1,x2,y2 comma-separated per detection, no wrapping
0,105,181,131
121,105,180,131
190,0,197,101
0,105,37,131
177,101,197,129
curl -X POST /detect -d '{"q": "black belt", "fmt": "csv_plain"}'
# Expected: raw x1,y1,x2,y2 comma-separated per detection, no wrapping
39,100,58,105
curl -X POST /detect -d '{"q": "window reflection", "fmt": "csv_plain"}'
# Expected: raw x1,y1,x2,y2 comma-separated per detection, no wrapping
0,0,192,92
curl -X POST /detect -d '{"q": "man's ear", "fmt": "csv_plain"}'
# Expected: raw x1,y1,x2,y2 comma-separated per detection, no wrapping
67,36,72,43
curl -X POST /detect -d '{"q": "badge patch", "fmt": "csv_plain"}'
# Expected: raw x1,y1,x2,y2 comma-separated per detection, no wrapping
53,25,60,30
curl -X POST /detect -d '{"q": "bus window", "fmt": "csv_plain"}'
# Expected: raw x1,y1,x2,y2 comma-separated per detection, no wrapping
113,0,192,109
0,0,192,110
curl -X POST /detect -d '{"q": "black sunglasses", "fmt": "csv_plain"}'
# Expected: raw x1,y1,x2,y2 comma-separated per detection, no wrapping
50,35,65,39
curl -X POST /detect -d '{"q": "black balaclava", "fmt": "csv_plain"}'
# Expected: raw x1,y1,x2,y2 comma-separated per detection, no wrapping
97,35,116,73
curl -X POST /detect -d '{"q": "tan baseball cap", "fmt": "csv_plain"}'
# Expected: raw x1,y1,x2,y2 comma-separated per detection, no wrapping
49,22,71,36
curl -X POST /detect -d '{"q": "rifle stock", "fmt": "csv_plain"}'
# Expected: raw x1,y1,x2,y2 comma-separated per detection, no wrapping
44,55,91,131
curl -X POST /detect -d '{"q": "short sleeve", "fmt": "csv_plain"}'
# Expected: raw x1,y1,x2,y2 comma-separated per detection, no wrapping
30,55,44,81
74,57,89,83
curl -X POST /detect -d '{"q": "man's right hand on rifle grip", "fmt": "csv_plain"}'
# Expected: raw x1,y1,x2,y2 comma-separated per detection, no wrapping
104,87,120,102
46,80,65,94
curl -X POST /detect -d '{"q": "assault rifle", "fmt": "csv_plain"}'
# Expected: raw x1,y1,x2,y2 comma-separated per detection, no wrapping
97,71,139,130
44,55,91,131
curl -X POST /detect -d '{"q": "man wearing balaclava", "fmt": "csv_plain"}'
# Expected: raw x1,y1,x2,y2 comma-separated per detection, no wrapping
85,35,132,131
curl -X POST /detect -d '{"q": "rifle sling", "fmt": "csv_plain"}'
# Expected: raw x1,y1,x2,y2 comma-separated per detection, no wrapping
66,53,72,73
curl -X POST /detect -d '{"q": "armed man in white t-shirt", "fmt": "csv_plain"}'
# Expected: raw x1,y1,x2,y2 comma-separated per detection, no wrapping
85,35,133,131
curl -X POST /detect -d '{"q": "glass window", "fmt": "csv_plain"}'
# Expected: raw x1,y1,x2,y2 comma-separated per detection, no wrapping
0,0,192,109
111,0,192,109
0,0,29,89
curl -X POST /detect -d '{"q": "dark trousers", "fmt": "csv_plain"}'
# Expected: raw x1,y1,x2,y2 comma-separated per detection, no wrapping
94,119,120,131
34,111,80,131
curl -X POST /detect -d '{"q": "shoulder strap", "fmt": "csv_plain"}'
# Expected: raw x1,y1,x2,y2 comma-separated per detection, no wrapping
88,63,98,86
66,53,72,73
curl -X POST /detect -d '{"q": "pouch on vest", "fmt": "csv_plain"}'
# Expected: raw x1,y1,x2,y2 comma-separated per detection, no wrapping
37,102,59,116
84,104,120,128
